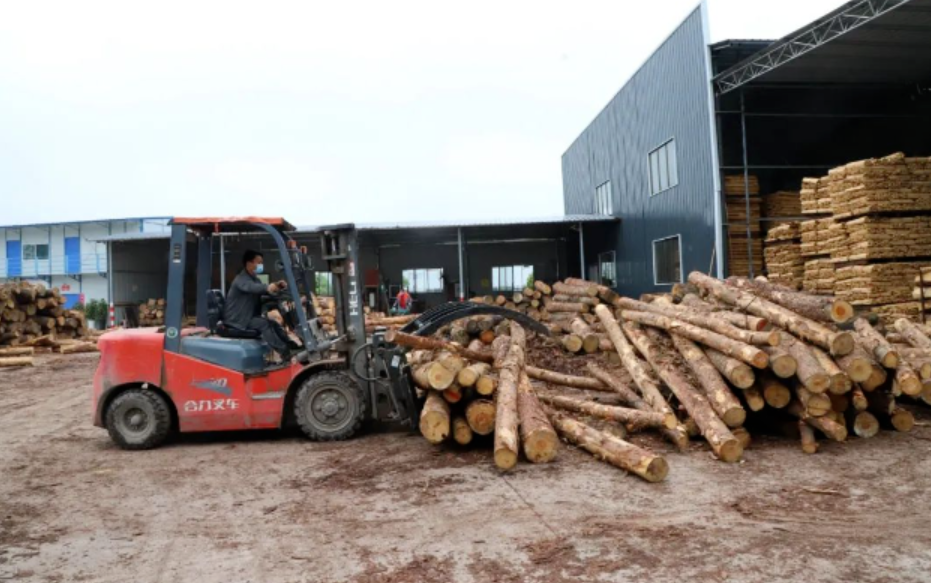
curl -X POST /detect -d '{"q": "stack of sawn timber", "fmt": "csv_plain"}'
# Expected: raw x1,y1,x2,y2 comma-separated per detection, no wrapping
724,175,763,277
763,222,803,290
312,295,419,335
138,298,166,326
0,281,98,367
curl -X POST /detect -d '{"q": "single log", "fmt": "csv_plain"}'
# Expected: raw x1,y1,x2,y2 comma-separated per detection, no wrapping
727,276,855,325
0,357,33,367
0,347,34,356
788,400,848,441
586,363,689,449
797,386,832,417
492,335,511,368
449,323,470,346
419,392,450,444
538,393,675,431
434,351,466,375
561,334,584,354
412,362,456,390
848,410,880,438
493,324,526,470
547,410,668,482
563,277,619,304
533,280,552,295
894,318,931,352
479,329,496,345
624,323,743,462
476,374,497,396
617,297,779,347
704,347,756,388
452,416,473,445
854,319,899,369
799,421,819,454
542,298,590,314
671,335,746,427
553,294,600,307
780,334,831,393
836,344,875,383
850,385,868,411
742,386,765,411
465,399,496,435
384,330,493,363
760,346,798,379
689,272,854,356
861,364,888,392
525,366,609,392
679,294,770,331
516,373,558,463
897,348,931,379
894,362,923,397
553,281,598,298
442,385,463,404
760,374,791,409
594,305,678,418
866,390,914,432
732,426,752,450
620,310,769,369
457,362,490,388
58,342,99,355
810,346,851,395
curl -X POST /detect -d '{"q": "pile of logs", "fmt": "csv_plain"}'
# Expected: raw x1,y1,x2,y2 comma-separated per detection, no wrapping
138,298,166,326
311,295,419,335
399,273,929,483
1,282,89,347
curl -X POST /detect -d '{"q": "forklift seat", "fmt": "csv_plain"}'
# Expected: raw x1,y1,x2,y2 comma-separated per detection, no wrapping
206,289,261,339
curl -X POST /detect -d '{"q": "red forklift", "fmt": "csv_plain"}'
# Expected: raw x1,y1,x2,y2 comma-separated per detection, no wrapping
92,217,546,449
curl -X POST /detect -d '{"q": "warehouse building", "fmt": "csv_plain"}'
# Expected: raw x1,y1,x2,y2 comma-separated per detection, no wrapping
97,216,617,322
563,0,931,296
0,218,170,307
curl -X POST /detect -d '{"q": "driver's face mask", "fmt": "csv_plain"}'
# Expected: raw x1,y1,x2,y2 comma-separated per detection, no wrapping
255,262,264,275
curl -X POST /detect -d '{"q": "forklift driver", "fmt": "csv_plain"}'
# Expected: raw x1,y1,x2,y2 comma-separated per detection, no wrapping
224,250,293,362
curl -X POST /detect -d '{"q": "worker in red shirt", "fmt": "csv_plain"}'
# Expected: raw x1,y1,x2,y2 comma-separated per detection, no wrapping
392,288,412,315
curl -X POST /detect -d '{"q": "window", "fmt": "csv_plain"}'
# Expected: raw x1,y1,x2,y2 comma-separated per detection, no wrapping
594,181,613,216
648,139,678,196
315,272,334,296
492,265,534,292
653,236,682,285
598,252,616,288
402,268,444,293
22,244,49,261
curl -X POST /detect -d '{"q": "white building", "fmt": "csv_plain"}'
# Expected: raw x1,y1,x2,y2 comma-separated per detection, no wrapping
0,217,170,307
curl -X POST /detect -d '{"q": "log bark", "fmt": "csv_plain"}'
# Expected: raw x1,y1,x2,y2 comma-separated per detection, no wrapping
0,356,33,367
810,346,852,395
542,298,590,314
525,366,609,391
679,294,770,331
553,280,599,298
897,348,931,379
703,347,756,388
517,372,558,463
538,393,675,431
533,280,552,295
788,400,848,441
384,330,493,363
780,334,831,393
452,416,473,445
546,410,668,482
493,323,526,470
617,297,779,347
894,318,931,352
670,334,746,427
620,310,769,369
58,342,99,355
563,277,620,304
465,399,496,435
836,344,876,383
623,323,743,462
854,319,899,369
586,363,689,449
0,347,34,356
689,272,855,356
419,392,450,444
552,294,600,306
727,276,855,324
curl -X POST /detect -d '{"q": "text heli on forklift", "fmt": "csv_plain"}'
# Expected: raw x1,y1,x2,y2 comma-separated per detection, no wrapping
92,217,547,449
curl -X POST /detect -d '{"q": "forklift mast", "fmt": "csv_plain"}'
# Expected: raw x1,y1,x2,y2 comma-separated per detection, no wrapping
317,224,368,359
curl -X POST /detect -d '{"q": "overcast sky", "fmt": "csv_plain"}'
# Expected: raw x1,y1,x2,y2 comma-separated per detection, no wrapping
0,0,845,227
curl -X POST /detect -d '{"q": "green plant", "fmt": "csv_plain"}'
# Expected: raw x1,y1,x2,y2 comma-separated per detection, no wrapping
72,302,85,312
85,299,108,325
525,272,535,289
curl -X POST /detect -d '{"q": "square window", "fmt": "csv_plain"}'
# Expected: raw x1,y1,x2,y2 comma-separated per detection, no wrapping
648,139,678,196
653,236,682,285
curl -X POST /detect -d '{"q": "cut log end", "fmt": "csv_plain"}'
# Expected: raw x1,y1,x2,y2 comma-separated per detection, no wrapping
751,352,769,369
732,427,752,450
644,457,670,483
891,409,915,433
717,439,744,463
769,353,797,379
852,411,879,439
829,332,855,357
523,431,559,464
766,331,782,347
730,364,756,389
722,407,747,428
762,383,791,410
806,373,832,394
831,300,855,325
494,449,518,471
452,417,473,445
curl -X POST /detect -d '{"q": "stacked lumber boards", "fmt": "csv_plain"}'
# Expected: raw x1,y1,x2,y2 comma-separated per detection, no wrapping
761,190,802,224
724,175,763,277
312,295,419,335
1,282,89,347
402,273,930,480
830,153,931,220
763,222,803,290
138,298,166,326
800,177,831,215
913,269,931,320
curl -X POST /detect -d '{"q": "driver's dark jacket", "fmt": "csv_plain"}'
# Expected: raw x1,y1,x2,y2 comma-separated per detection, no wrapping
223,269,267,329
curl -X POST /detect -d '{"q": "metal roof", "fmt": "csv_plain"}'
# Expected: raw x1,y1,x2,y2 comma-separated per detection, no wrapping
0,216,171,230
94,214,617,242
714,0,931,93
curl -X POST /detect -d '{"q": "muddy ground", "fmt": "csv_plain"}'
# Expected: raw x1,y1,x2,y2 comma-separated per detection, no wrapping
2,354,931,583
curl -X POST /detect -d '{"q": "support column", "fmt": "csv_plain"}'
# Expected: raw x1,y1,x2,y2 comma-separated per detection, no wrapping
740,89,754,278
219,234,226,295
578,222,586,279
457,227,466,301
196,235,212,328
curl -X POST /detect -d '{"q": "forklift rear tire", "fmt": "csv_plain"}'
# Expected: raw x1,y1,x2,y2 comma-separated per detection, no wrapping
294,372,366,441
105,388,173,450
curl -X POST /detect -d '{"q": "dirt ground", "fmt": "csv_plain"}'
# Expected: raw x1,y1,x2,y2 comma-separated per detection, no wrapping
2,354,931,583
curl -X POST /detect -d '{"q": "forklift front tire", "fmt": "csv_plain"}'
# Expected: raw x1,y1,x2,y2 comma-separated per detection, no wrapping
105,388,173,450
294,372,366,441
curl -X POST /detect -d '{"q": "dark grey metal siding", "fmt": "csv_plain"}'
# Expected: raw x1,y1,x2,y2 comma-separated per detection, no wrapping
562,6,718,296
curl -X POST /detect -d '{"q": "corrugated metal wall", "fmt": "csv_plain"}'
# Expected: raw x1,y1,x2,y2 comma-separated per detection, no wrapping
561,6,718,296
